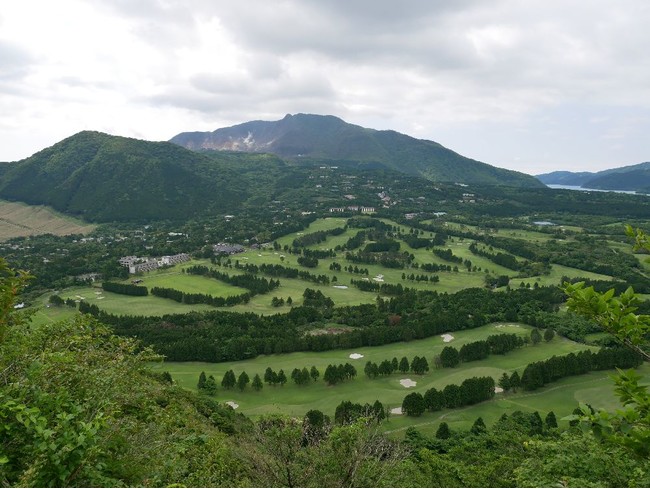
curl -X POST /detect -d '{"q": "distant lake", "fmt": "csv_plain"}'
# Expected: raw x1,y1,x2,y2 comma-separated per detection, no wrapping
547,184,640,195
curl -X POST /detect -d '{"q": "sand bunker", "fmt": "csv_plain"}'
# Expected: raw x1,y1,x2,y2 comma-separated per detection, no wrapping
400,379,417,388
441,334,455,342
494,387,504,393
333,285,348,289
390,407,403,415
97,296,105,300
349,353,364,360
495,324,520,329
225,401,239,409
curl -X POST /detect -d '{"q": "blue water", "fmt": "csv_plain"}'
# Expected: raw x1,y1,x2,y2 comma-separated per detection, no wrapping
547,184,640,195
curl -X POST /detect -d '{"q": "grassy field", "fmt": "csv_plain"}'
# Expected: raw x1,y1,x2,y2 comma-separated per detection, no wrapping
383,364,650,437
0,200,95,241
44,216,617,317
152,323,600,422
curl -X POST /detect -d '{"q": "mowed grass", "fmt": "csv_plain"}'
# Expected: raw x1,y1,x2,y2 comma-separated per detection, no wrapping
153,323,598,421
383,363,650,437
0,200,95,241
48,217,620,317
59,285,215,316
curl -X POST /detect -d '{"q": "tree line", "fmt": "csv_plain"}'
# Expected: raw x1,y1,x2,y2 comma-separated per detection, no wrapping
150,286,251,307
402,376,496,416
185,265,280,295
291,226,346,248
101,281,148,296
236,262,331,285
80,286,564,362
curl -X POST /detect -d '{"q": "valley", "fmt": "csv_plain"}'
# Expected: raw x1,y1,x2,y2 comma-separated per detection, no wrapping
2,123,650,487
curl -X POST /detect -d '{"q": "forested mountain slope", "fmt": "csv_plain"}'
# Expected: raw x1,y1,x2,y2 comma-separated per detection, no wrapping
171,113,543,188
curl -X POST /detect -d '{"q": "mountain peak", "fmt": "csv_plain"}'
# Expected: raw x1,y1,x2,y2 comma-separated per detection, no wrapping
171,114,542,188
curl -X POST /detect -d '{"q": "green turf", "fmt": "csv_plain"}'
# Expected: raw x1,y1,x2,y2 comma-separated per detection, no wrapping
383,363,650,437
152,322,598,421
46,217,620,317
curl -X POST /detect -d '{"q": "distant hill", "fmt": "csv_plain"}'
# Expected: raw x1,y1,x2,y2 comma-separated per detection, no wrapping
0,131,283,222
171,113,543,188
537,162,650,192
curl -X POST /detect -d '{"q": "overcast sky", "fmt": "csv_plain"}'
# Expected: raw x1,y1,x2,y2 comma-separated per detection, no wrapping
1,0,649,175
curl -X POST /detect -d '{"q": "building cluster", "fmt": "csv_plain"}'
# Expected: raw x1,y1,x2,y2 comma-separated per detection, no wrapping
119,253,190,274
212,243,245,255
328,206,376,214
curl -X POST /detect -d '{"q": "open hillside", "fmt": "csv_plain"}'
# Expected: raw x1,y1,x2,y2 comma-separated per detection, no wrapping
0,200,95,240
171,114,544,187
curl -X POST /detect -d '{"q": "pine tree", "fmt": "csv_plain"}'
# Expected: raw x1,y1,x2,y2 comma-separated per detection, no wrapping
399,356,410,373
402,392,425,417
436,422,451,439
509,370,521,392
237,371,250,391
530,328,542,345
440,346,460,368
301,367,310,385
204,375,218,395
391,357,399,371
471,417,487,435
310,365,320,382
277,369,287,386
221,369,236,389
197,371,207,391
545,411,558,429
252,373,263,391
264,367,276,385
544,328,555,342
498,372,511,392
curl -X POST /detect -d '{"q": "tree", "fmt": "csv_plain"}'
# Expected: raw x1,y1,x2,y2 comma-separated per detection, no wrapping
509,370,521,392
398,356,410,373
424,387,445,411
277,369,287,386
221,369,236,389
498,372,511,392
436,422,451,439
49,294,65,306
252,373,263,391
264,367,276,385
237,371,250,391
401,392,425,417
310,365,320,382
198,371,207,390
543,328,555,342
440,346,460,368
364,361,378,378
545,411,558,429
471,417,487,435
204,375,218,395
412,356,429,374
530,328,542,345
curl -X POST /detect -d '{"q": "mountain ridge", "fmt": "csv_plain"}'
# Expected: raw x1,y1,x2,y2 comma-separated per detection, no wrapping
171,113,543,188
537,161,650,192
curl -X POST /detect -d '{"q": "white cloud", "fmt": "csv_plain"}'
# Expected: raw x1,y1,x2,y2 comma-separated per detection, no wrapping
0,0,649,174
